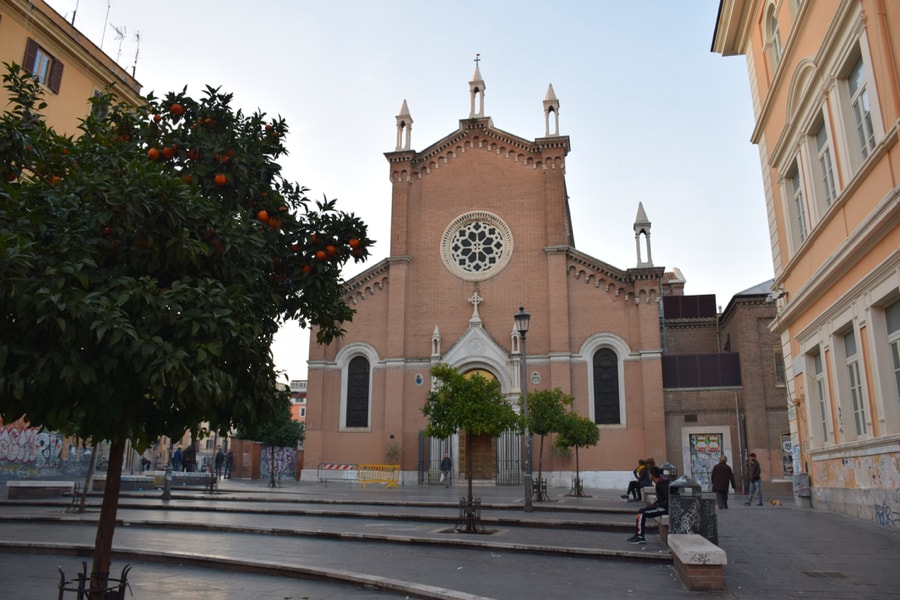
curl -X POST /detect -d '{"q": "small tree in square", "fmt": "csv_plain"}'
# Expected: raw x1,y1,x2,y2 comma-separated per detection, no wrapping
554,411,600,497
422,364,519,532
523,387,572,498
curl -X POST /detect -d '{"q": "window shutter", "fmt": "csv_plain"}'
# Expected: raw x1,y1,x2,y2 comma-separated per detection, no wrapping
48,59,64,94
23,38,38,74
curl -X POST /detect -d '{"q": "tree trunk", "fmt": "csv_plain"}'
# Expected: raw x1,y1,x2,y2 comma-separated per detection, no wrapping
537,435,545,499
90,435,126,597
575,446,583,497
77,442,97,514
464,432,479,532
269,445,276,488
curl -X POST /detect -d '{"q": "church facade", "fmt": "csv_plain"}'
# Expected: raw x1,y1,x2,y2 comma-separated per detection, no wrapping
303,66,680,487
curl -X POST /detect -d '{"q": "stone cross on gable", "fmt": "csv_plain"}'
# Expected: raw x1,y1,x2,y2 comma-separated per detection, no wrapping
469,290,483,321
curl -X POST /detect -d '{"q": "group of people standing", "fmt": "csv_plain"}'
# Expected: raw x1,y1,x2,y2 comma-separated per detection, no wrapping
171,443,233,479
626,452,765,545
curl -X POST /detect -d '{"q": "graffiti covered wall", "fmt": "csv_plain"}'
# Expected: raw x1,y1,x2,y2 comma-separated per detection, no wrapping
260,445,297,479
811,450,900,530
0,420,86,480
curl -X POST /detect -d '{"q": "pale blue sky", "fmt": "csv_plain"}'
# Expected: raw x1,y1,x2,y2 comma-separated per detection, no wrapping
46,1,769,380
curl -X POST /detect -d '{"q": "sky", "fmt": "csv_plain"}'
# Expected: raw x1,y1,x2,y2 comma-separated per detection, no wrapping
45,0,770,381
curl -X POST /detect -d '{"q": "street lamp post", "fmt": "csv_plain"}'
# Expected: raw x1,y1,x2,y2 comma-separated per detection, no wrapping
514,307,533,513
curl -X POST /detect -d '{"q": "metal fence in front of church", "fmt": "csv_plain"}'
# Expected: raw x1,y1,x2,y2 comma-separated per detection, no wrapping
418,430,522,486
495,430,521,486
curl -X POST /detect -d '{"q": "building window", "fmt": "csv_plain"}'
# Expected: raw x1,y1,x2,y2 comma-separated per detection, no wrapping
847,56,876,162
592,348,621,425
843,330,867,437
786,161,808,247
344,356,370,428
886,300,900,407
299,407,306,418
814,121,837,209
765,4,783,72
23,38,64,94
774,349,785,387
812,350,830,445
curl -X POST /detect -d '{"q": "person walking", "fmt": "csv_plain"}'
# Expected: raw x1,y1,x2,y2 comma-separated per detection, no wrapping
711,455,736,509
621,458,648,501
172,446,182,472
744,452,764,506
440,453,452,487
224,449,233,479
214,446,225,480
627,466,669,545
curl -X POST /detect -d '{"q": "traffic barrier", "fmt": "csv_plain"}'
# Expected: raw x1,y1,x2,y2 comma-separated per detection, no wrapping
357,464,400,489
317,462,358,486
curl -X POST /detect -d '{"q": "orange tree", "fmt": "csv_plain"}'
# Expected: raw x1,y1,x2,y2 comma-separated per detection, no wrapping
0,64,371,594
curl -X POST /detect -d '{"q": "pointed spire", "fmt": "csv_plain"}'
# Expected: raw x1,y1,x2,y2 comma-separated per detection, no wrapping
634,202,653,267
543,83,560,136
394,99,413,151
544,83,557,101
469,54,486,118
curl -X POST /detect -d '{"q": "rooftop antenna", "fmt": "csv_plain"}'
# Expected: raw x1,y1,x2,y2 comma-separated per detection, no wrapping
71,0,80,25
100,1,111,50
132,31,141,77
110,23,126,63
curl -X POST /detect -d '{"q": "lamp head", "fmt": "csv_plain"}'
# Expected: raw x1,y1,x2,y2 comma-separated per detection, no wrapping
514,306,531,336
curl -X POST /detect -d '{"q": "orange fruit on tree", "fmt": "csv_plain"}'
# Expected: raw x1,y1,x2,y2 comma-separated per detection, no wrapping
161,147,175,160
169,103,185,117
302,264,313,274
326,244,337,257
309,233,318,244
315,250,328,262
268,216,279,229
214,173,228,187
153,114,162,123
183,174,192,184
147,147,160,161
348,238,361,249
257,209,269,222
187,148,199,161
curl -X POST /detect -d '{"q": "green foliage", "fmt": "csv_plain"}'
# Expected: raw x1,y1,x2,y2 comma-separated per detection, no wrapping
554,412,600,451
422,364,520,439
525,388,572,436
236,391,304,449
0,63,372,449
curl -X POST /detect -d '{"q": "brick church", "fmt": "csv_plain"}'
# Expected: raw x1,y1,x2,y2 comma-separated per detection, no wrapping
303,65,718,488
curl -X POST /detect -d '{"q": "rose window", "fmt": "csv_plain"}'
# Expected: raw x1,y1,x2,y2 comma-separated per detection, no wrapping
440,211,513,281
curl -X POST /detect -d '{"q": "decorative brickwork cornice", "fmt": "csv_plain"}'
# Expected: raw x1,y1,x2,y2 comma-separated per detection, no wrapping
386,118,570,182
564,247,665,304
340,258,394,306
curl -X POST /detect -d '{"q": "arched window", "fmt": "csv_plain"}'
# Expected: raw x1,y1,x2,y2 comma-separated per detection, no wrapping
345,356,370,428
592,348,621,425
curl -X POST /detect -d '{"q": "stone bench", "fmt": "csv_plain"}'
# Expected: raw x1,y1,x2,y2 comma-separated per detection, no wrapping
6,480,75,499
667,533,727,591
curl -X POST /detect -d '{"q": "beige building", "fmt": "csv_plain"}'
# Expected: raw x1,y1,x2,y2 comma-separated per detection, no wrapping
303,65,687,488
0,0,142,131
714,0,900,525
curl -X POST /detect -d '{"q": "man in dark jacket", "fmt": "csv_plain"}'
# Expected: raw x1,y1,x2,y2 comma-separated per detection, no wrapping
744,452,763,506
711,455,736,509
627,466,668,544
